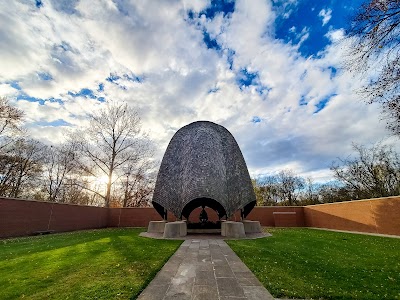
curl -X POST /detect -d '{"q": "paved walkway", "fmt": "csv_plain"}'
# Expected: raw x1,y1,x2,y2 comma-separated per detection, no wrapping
137,239,274,300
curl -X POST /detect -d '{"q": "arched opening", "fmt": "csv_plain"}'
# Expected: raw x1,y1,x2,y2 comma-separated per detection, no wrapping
181,197,226,220
182,198,226,231
188,207,219,223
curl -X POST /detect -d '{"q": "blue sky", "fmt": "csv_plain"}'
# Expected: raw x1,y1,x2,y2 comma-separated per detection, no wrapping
273,0,364,56
0,0,395,181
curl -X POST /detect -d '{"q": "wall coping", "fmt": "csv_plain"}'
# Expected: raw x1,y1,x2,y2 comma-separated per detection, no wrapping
2,196,399,210
0,197,106,208
254,206,304,208
304,196,400,207
108,207,156,210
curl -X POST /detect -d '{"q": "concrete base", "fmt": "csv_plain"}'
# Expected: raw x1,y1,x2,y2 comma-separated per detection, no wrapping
242,220,262,234
163,221,187,238
221,221,246,238
147,220,167,233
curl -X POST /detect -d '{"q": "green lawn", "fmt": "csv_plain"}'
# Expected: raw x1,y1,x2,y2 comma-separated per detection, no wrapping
0,228,182,300
227,228,400,300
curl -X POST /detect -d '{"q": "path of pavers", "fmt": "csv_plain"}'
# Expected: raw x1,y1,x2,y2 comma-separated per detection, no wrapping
137,239,274,300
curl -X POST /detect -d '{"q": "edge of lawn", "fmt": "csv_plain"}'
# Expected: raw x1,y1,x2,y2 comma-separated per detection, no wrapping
133,231,184,299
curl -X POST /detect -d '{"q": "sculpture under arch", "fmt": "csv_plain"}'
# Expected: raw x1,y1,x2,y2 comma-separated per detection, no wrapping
152,121,256,220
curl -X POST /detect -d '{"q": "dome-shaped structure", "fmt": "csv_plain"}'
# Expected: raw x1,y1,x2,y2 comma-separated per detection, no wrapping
152,121,256,219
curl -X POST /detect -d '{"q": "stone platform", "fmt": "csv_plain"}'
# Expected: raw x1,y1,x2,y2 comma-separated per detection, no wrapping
146,220,264,239
242,220,262,234
221,221,246,238
163,221,187,238
147,220,167,233
140,231,271,240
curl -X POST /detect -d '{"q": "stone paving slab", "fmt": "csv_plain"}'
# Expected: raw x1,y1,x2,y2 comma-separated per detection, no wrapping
137,239,274,300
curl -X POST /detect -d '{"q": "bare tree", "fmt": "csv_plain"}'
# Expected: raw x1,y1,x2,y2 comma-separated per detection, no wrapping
317,181,354,203
74,101,150,207
302,177,320,205
345,0,400,134
57,174,100,205
253,177,279,206
0,138,45,198
119,157,155,207
276,170,305,206
0,97,24,150
43,143,78,202
331,142,400,199
253,171,305,206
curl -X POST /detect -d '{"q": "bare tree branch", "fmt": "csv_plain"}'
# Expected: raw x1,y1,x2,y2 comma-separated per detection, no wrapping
73,101,152,207
345,0,400,135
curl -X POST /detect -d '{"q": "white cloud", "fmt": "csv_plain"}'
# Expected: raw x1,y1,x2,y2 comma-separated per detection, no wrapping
0,0,395,183
273,0,298,19
318,8,332,26
296,27,310,46
0,84,19,97
325,28,345,42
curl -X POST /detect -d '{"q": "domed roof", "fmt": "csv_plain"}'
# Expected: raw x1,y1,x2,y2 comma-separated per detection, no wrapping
152,121,256,219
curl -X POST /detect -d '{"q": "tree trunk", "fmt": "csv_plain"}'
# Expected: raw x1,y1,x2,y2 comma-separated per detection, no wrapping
105,176,112,207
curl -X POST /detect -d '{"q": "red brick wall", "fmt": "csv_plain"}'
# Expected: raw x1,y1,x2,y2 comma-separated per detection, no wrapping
1,196,399,238
246,206,305,227
273,212,298,227
0,197,108,238
304,197,400,236
108,206,304,227
108,207,175,227
108,199,397,234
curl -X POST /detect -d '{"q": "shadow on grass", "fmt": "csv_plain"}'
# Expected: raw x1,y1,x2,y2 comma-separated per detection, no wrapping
108,234,182,299
0,228,120,259
0,228,182,300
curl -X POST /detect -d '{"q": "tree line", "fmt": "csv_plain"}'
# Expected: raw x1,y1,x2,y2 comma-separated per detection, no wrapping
0,97,155,207
253,142,400,206
2,97,400,208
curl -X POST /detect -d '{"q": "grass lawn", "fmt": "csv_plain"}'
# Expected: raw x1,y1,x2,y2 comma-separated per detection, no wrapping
227,228,400,300
0,228,182,300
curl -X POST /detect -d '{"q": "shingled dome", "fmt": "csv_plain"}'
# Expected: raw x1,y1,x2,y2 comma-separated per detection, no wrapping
152,121,256,220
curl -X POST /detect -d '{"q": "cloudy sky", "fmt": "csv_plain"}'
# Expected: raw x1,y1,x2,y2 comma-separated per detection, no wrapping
0,0,395,181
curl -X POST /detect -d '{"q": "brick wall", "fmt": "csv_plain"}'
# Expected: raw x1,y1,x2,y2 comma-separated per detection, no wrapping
107,206,305,227
108,207,174,227
246,206,305,227
0,197,108,238
1,196,399,238
304,196,400,236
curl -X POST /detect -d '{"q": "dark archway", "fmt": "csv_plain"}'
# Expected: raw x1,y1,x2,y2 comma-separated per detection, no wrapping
181,197,226,220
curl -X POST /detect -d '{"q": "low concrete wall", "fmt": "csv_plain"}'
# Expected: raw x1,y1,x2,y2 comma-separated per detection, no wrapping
304,196,400,236
0,197,108,238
